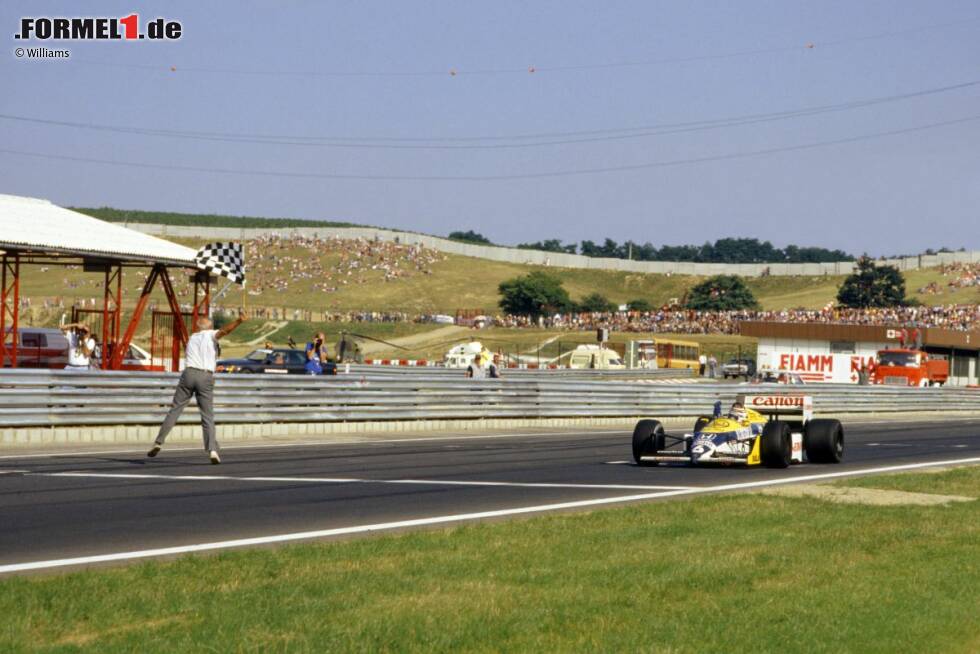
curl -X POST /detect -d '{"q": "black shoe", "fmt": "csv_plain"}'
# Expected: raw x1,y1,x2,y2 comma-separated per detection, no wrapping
147,444,162,458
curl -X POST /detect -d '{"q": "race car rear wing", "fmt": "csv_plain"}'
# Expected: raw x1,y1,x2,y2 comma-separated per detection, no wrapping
738,394,813,423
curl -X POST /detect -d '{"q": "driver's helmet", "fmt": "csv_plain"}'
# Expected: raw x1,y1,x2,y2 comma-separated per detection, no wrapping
728,402,748,422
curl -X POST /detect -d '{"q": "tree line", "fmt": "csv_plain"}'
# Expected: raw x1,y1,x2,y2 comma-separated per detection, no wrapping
518,237,854,263
497,257,911,317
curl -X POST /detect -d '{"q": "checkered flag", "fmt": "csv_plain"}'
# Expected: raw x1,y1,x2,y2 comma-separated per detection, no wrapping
195,242,246,285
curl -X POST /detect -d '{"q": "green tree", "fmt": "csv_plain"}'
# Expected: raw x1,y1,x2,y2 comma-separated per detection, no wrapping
627,298,653,312
577,293,617,313
836,256,908,308
448,230,493,245
685,275,759,310
498,272,573,317
516,239,577,254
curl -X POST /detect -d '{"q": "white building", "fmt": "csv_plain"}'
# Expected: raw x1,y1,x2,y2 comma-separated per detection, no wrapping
741,322,980,386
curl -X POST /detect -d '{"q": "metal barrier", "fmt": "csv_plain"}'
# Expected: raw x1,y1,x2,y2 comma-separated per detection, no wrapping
0,369,977,428
344,364,694,381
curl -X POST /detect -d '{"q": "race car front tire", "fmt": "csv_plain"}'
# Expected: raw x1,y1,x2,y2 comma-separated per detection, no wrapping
632,419,666,466
760,421,792,468
804,419,844,463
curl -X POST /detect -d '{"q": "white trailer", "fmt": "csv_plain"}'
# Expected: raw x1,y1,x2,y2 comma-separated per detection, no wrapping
755,336,885,383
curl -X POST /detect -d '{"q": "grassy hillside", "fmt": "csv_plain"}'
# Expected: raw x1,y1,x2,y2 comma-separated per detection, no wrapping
18,236,978,315
15,211,979,316
74,207,364,229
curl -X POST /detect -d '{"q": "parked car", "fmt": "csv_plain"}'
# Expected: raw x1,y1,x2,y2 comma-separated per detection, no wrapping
2,327,68,368
108,342,165,371
721,358,757,379
3,328,160,370
745,369,806,385
216,348,337,375
568,345,625,370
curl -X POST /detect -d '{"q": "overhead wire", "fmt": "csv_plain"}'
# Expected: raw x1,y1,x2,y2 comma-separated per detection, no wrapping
1,79,978,149
1,113,977,181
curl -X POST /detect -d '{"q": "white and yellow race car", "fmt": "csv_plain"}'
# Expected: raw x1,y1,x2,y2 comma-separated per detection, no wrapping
632,394,843,468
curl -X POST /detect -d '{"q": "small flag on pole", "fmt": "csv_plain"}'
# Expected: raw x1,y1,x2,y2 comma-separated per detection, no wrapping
195,242,246,285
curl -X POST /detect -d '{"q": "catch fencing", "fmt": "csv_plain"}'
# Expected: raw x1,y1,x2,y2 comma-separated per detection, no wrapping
0,369,977,428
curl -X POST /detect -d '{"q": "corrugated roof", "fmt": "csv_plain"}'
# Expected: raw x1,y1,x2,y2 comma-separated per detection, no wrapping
0,194,198,266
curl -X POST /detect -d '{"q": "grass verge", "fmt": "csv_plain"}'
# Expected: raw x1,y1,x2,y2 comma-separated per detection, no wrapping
1,467,977,652
366,327,757,363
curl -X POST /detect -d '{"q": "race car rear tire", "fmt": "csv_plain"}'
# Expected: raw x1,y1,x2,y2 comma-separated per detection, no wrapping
804,419,844,464
632,419,666,466
760,421,792,468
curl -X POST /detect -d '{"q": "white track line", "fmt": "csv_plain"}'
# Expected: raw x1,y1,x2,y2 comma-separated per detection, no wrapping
35,471,692,491
2,456,978,575
0,429,627,461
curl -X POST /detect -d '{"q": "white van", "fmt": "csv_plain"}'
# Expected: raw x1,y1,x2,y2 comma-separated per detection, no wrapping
3,327,69,368
444,341,493,369
568,344,625,370
3,327,159,370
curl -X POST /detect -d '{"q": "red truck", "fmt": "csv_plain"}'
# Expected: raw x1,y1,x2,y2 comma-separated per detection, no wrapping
873,348,949,387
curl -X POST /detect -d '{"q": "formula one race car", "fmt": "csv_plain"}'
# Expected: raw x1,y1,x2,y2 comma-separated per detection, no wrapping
631,394,843,468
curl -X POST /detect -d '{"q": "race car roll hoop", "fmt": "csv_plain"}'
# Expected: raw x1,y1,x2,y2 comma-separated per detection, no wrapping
632,394,844,468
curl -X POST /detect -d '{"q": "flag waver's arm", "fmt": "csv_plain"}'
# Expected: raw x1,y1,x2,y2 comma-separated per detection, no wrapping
216,310,247,340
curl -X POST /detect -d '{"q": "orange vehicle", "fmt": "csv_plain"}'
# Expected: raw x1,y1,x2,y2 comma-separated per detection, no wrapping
873,348,948,387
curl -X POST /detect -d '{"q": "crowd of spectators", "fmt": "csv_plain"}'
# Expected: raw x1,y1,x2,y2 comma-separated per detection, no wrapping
917,263,980,296
16,297,980,334
246,234,444,295
489,305,980,333
26,235,446,304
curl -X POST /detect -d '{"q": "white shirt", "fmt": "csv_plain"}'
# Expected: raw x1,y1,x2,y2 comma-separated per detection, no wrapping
185,329,219,372
467,363,486,379
66,332,96,367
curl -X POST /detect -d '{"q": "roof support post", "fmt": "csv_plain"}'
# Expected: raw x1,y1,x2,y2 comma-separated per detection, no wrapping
0,253,21,368
159,267,188,345
101,263,122,369
158,267,188,373
110,264,160,370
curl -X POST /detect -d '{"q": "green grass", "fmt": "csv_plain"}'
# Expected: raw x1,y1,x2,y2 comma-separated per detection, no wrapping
221,320,445,357
1,467,977,653
364,327,757,363
838,464,980,497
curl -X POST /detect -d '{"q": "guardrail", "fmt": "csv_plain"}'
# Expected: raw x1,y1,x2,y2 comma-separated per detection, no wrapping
0,369,977,428
344,365,693,381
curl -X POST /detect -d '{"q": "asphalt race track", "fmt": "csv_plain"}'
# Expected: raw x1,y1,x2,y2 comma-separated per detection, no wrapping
1,419,978,574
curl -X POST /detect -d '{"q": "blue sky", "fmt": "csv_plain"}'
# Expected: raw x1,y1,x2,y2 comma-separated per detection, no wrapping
2,1,978,255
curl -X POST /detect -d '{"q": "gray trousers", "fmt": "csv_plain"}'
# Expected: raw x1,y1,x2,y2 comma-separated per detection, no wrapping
155,368,217,452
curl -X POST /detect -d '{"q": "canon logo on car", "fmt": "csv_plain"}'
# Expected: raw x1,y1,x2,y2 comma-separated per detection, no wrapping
746,395,804,407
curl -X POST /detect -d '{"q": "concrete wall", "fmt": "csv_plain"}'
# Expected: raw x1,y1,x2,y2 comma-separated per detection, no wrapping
127,223,980,278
